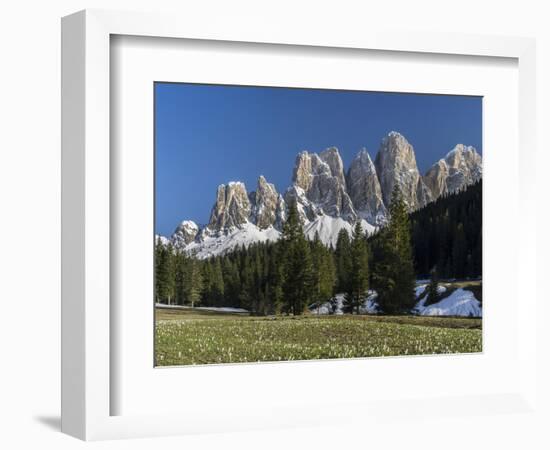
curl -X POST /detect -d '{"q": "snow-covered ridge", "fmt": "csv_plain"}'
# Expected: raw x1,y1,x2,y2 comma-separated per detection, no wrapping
185,222,281,259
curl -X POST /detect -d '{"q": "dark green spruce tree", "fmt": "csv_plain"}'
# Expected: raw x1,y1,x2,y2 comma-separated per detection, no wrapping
426,265,439,305
221,257,241,307
211,258,225,306
311,231,336,313
281,202,313,315
334,228,352,294
373,186,416,314
267,244,284,314
345,221,369,314
173,251,187,305
184,256,203,308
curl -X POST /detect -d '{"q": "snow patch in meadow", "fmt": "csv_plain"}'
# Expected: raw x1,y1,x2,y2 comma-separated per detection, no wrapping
415,283,447,299
413,288,481,317
155,303,249,313
311,290,380,315
311,282,481,317
359,291,380,314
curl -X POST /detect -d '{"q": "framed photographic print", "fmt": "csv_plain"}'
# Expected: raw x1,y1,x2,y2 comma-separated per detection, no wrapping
153,82,483,367
62,9,538,441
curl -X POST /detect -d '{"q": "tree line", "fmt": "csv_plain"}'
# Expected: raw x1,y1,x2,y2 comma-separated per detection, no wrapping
156,182,481,315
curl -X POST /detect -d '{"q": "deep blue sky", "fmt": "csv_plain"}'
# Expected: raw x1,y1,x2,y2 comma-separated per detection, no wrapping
155,83,482,236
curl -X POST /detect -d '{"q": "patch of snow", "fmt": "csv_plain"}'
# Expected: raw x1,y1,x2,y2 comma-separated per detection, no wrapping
155,234,171,246
155,303,249,313
413,288,481,317
311,303,333,315
359,290,380,314
310,290,380,315
180,220,198,231
415,284,427,298
415,283,446,299
333,293,345,315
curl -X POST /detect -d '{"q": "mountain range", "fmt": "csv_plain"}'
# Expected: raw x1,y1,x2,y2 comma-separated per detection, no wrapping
159,131,482,258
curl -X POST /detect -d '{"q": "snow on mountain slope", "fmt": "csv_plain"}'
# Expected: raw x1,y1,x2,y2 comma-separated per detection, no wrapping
171,220,199,247
155,234,171,246
183,214,376,258
303,216,375,247
185,222,281,258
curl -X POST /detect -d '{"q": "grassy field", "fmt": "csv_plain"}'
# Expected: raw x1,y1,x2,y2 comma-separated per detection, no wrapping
155,308,482,366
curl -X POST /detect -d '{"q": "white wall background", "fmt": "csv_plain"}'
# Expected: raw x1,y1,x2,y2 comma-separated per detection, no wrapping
0,1,548,449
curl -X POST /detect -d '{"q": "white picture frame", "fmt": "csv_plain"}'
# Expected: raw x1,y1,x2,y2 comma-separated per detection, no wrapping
61,9,538,441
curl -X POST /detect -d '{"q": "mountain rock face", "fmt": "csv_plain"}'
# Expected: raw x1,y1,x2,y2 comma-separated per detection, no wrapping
375,131,431,211
346,149,386,225
285,148,356,222
208,181,251,231
423,144,482,198
249,175,285,229
162,132,482,258
171,220,199,247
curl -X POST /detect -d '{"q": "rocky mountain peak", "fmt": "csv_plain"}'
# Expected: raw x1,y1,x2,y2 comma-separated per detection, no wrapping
208,181,251,231
424,144,482,198
347,148,387,225
319,146,346,186
171,220,199,247
250,175,284,230
286,148,356,222
292,151,329,191
375,131,431,210
445,144,481,165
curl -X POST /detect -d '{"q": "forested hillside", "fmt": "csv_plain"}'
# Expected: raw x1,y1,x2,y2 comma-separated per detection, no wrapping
155,183,481,314
409,180,482,279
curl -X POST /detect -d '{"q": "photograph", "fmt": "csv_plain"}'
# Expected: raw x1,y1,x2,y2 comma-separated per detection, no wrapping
154,83,483,366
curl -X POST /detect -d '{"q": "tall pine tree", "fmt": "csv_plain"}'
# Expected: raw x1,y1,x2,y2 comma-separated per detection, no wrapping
184,256,203,308
281,202,313,315
334,228,352,294
373,186,416,314
426,265,439,306
311,232,336,312
345,221,369,314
